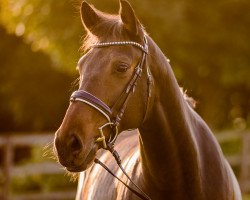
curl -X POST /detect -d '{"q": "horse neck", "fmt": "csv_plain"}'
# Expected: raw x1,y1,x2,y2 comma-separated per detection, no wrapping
138,37,202,196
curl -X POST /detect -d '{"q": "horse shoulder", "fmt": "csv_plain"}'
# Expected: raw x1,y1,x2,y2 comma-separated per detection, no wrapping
76,131,141,200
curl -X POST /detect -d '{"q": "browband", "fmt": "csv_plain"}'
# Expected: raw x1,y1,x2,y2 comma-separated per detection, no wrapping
92,41,148,54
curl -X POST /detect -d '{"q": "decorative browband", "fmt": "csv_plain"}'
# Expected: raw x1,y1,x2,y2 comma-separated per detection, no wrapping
92,40,148,54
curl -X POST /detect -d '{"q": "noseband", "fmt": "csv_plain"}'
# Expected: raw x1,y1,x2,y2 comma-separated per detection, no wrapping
70,35,151,149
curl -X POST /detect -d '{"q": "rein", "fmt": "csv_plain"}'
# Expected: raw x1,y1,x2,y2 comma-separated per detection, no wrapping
70,35,152,200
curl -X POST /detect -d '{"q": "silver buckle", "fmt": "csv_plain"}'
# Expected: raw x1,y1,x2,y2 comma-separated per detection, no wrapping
95,122,118,149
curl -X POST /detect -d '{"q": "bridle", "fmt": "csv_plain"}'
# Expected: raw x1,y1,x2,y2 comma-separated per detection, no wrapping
70,35,152,148
70,35,152,200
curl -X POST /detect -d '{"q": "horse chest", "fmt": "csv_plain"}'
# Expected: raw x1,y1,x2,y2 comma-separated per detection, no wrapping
78,132,142,200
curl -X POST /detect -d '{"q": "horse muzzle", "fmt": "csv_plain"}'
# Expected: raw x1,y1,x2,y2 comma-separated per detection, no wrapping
54,131,98,172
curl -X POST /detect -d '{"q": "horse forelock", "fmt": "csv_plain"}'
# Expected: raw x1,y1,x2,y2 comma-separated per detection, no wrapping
80,12,145,54
81,13,123,53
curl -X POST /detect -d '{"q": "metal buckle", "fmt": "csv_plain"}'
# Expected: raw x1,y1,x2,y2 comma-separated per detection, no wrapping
96,122,118,149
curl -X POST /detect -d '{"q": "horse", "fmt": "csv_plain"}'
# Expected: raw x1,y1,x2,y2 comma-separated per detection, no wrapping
54,1,242,199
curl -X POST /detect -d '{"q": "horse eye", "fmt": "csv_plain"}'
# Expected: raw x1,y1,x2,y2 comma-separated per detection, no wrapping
116,64,129,73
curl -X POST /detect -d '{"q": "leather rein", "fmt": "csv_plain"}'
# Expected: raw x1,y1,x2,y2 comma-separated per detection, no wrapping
70,35,152,200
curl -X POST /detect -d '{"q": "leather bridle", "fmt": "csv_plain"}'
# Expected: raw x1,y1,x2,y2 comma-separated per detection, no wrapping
70,35,152,149
70,35,152,200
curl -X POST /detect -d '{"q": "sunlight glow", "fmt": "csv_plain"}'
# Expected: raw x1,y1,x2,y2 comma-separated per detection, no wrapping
24,4,33,16
15,23,25,36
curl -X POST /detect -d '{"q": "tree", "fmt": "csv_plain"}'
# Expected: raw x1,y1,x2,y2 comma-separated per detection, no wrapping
0,0,83,72
0,26,74,132
0,0,249,129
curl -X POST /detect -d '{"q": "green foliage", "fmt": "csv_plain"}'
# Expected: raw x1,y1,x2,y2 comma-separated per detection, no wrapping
11,175,42,193
219,137,242,177
0,26,75,131
11,174,77,194
243,194,250,200
220,138,242,156
0,0,83,71
0,0,249,129
10,145,77,196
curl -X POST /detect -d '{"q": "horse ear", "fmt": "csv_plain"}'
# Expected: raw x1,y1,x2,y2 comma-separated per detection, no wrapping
119,0,140,36
80,1,103,33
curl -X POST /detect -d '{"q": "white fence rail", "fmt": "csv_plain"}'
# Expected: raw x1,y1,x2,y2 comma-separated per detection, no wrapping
0,130,249,200
0,133,76,200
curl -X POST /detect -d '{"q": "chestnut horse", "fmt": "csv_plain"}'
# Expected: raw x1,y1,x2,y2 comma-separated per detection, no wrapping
54,1,241,199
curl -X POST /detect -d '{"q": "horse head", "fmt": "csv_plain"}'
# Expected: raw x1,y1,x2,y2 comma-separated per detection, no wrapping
54,0,152,172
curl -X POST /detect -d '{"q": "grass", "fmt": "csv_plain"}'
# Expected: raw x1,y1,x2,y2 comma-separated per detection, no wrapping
11,174,77,194
219,137,242,156
218,134,242,177
10,145,77,196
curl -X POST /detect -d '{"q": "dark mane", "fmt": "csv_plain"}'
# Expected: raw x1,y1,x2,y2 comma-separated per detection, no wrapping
180,88,197,108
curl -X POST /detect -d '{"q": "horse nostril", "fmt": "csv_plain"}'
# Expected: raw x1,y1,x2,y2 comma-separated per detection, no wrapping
69,134,83,155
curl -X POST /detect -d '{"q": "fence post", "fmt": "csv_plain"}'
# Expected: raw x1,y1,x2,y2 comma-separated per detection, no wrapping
2,135,13,200
239,131,250,193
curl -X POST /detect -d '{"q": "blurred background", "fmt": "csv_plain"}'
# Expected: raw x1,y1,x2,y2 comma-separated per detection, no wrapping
0,0,249,199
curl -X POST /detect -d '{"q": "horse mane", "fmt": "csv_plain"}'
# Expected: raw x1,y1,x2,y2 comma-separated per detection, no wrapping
180,88,197,108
